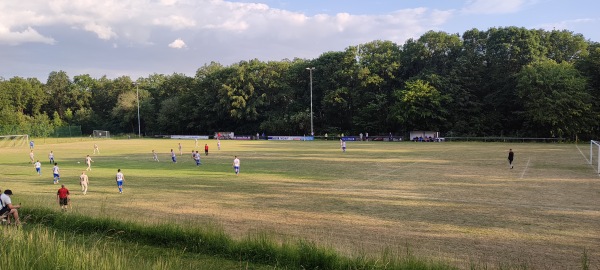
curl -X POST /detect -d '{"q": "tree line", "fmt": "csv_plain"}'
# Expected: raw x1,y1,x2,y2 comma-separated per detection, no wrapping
2,26,600,139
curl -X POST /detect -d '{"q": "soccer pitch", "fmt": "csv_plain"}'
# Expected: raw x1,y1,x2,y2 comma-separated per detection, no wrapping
1,139,599,268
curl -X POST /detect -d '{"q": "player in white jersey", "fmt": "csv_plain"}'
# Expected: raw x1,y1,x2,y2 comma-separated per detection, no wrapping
29,150,35,164
194,150,201,166
48,151,55,164
85,155,94,171
152,150,159,162
178,143,182,156
93,143,99,154
80,171,89,195
171,149,177,163
34,160,42,175
115,169,125,193
53,163,60,184
233,156,240,175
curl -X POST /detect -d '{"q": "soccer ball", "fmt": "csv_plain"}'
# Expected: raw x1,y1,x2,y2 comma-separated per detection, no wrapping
77,161,81,164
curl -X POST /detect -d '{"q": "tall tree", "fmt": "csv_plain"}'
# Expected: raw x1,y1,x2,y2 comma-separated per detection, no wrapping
516,59,596,138
392,79,450,131
44,71,72,118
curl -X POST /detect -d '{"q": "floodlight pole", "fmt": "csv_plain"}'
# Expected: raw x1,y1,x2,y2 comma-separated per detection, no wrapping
306,67,315,136
135,82,141,137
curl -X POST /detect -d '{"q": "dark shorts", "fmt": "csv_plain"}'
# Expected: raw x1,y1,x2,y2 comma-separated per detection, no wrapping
0,207,10,216
59,198,68,206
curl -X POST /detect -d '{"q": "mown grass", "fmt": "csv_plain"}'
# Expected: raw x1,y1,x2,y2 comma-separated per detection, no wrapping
1,138,599,269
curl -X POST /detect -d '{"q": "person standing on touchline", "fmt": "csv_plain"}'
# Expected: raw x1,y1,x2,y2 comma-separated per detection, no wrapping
508,149,514,169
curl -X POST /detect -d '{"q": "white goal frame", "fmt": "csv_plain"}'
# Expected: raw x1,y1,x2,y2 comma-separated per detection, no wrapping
0,134,29,147
93,130,111,138
590,140,600,174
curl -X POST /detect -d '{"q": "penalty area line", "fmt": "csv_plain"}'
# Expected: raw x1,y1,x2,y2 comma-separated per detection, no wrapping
520,157,530,179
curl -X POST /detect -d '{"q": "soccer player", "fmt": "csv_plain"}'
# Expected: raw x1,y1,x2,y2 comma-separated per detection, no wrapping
0,190,22,226
53,163,60,184
29,140,34,149
48,151,55,164
85,155,94,171
233,156,240,175
152,150,159,162
171,149,177,163
178,143,182,156
57,185,70,211
29,150,35,164
341,140,346,152
508,149,514,169
115,169,125,194
204,144,209,155
194,150,201,166
34,160,41,175
93,143,99,154
195,138,198,148
80,171,89,195
217,138,221,150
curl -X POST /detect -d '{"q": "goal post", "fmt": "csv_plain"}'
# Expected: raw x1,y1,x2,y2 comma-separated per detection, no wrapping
590,140,600,174
0,134,28,147
93,130,111,138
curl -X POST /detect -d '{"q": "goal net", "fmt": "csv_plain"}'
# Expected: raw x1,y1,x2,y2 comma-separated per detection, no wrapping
93,130,111,138
0,134,28,148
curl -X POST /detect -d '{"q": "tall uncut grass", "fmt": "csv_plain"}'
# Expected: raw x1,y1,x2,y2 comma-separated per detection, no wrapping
0,224,184,269
21,207,456,270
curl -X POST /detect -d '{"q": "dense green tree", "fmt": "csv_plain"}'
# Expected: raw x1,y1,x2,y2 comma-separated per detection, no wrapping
44,71,72,118
352,40,402,134
392,79,450,131
516,59,596,138
538,29,587,63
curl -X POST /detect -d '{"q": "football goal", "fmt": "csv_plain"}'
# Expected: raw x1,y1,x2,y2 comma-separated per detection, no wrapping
93,130,111,138
589,140,600,174
0,134,28,148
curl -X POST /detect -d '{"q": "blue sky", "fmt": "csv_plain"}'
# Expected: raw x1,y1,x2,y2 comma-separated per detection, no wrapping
1,0,599,81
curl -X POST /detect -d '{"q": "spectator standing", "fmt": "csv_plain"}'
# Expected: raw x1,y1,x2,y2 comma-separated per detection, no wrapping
57,185,70,211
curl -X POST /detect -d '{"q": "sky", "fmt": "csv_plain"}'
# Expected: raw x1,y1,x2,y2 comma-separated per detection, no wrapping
1,0,599,81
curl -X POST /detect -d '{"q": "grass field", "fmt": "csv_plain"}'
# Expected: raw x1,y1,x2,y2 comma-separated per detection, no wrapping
1,138,599,269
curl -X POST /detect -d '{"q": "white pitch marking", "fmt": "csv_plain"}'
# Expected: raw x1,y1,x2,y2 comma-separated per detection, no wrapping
520,157,531,179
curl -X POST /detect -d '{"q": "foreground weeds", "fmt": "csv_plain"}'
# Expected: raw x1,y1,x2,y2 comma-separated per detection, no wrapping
19,207,457,269
0,225,185,269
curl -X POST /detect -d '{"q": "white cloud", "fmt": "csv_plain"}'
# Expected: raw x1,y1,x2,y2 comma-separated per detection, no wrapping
462,0,532,14
84,23,118,40
160,0,178,6
168,38,187,49
0,0,458,79
0,26,56,45
153,15,196,30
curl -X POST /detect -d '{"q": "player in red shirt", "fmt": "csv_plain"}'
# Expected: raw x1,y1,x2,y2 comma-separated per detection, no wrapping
204,144,209,155
57,185,70,211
